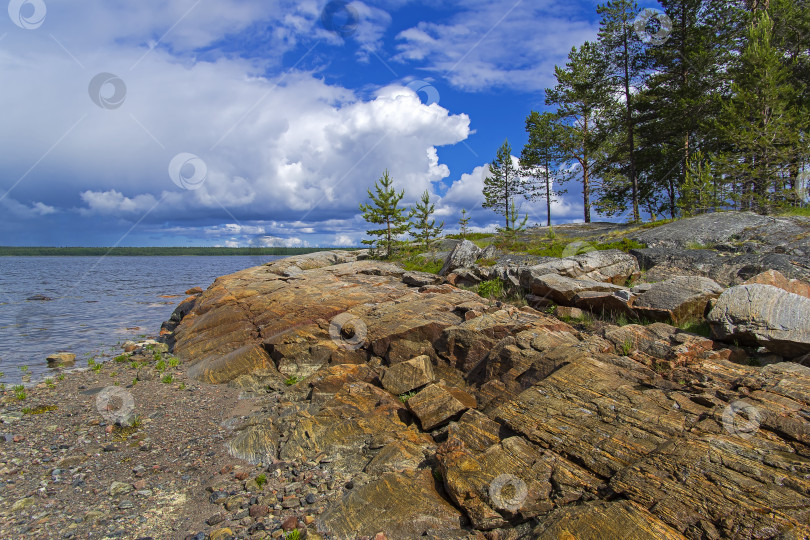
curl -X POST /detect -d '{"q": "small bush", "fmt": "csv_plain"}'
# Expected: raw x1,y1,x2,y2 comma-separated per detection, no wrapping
114,354,129,363
478,279,505,299
398,390,417,403
161,374,173,384
255,474,267,488
284,376,301,386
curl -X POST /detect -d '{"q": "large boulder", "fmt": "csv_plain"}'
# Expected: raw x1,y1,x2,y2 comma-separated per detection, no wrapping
439,240,482,276
521,273,628,305
632,276,724,324
520,249,639,285
707,284,810,358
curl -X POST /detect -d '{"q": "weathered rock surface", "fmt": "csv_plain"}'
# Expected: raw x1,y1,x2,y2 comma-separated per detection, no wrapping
402,271,444,288
573,290,635,317
631,246,810,285
316,469,462,539
407,383,476,431
46,352,76,367
632,275,723,324
381,355,435,395
440,240,483,275
521,272,628,305
708,284,810,357
631,211,810,255
164,244,810,540
172,253,483,383
520,249,639,285
745,269,810,299
533,500,688,540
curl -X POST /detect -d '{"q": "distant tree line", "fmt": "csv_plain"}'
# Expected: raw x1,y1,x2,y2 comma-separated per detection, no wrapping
486,0,809,225
0,247,346,256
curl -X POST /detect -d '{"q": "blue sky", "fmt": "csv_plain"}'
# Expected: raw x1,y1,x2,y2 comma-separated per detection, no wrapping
0,0,658,247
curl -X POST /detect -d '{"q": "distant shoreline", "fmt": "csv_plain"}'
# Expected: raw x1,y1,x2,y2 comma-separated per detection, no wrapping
0,246,358,256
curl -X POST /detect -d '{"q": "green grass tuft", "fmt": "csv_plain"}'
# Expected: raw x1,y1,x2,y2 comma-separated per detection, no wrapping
477,279,505,299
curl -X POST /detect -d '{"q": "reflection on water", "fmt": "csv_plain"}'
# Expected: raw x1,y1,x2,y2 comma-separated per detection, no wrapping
0,256,280,384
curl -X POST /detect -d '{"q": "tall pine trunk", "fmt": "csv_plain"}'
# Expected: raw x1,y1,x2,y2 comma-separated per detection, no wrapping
623,32,639,222
545,165,552,227
583,115,591,223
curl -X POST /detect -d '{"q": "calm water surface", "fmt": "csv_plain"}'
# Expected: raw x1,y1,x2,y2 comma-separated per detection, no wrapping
0,256,281,384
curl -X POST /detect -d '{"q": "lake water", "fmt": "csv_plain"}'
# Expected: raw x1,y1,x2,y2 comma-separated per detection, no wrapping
0,256,282,385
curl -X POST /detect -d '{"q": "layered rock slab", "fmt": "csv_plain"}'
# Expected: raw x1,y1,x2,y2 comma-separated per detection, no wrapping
632,275,723,324
519,249,640,285
533,500,688,540
708,284,810,358
316,469,463,539
494,356,699,478
173,256,483,382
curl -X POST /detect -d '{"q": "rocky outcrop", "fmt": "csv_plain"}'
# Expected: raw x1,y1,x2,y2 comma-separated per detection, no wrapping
707,284,810,358
632,275,723,324
165,246,810,540
630,246,810,285
630,211,809,254
172,254,483,383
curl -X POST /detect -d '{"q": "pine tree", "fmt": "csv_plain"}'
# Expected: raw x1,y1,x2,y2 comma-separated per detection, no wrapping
546,41,610,223
411,190,444,250
458,209,471,238
596,0,649,222
769,0,810,205
359,170,411,257
678,150,721,215
712,11,800,211
521,111,567,226
636,0,734,218
482,139,525,230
